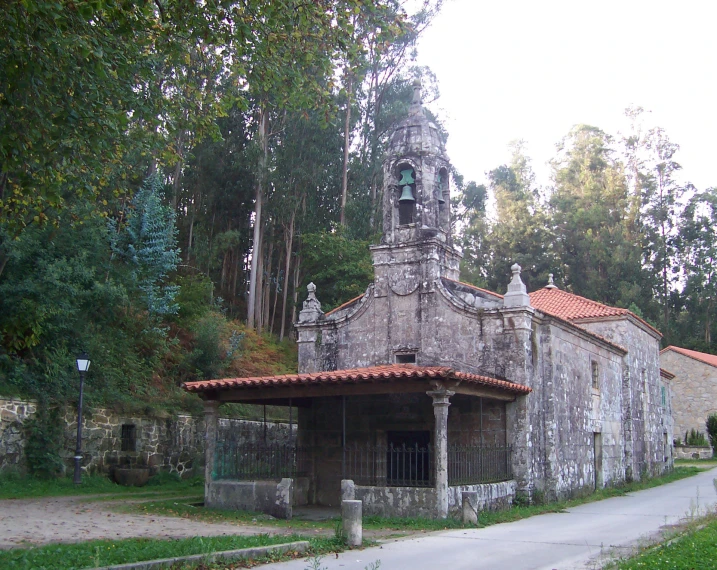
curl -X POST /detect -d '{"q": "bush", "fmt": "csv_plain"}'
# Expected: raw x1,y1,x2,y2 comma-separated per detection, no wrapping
706,414,717,454
24,404,65,479
685,428,709,447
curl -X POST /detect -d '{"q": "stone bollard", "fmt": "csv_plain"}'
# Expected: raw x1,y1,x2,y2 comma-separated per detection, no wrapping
342,499,362,547
341,479,356,501
462,491,478,525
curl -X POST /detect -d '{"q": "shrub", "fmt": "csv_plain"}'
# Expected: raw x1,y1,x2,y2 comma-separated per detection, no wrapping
24,404,65,478
685,428,709,447
706,414,717,454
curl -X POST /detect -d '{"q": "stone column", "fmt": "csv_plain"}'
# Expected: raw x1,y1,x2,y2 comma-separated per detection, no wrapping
203,400,219,498
428,388,454,519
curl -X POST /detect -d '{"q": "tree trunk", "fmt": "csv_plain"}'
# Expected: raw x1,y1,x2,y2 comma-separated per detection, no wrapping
271,247,283,333
340,74,353,227
254,233,265,331
261,237,274,333
291,253,302,339
248,106,268,328
279,210,295,341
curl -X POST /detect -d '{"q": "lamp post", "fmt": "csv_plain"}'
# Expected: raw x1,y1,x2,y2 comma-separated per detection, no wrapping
74,352,91,485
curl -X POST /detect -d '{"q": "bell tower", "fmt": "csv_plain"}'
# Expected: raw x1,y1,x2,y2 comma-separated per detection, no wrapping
373,80,461,285
381,80,453,246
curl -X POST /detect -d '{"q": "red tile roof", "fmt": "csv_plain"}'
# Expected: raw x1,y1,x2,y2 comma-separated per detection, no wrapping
324,294,364,316
661,346,717,369
442,278,504,299
183,364,531,395
529,288,661,337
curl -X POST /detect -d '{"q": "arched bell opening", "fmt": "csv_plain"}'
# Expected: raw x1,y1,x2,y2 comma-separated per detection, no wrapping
396,163,417,226
437,167,450,230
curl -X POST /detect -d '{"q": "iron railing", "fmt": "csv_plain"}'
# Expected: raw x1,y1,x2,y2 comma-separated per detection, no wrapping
344,442,434,487
345,443,513,487
448,445,512,485
213,442,308,481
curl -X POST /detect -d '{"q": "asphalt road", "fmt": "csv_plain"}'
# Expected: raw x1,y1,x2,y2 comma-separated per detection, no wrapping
262,467,717,570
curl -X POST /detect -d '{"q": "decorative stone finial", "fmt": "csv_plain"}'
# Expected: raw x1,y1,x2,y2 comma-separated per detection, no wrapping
546,273,557,289
409,79,425,116
299,282,323,323
503,263,531,309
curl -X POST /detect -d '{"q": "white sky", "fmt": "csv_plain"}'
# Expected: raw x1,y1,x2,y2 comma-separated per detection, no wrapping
417,0,717,191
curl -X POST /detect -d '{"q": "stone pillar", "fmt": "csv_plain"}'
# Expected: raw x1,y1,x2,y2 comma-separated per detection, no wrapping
341,479,356,501
428,388,454,519
203,400,219,497
462,491,478,525
342,499,362,547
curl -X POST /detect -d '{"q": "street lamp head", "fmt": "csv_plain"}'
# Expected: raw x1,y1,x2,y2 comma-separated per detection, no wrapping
76,352,91,373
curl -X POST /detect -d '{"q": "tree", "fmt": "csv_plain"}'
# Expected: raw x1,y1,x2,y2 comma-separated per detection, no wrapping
110,174,180,322
549,125,642,306
481,144,554,293
677,188,717,349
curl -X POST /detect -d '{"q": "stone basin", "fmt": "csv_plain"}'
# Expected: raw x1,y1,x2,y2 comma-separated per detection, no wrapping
112,467,150,487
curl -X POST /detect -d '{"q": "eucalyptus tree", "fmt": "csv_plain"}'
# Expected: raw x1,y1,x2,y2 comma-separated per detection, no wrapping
677,188,717,349
549,125,642,306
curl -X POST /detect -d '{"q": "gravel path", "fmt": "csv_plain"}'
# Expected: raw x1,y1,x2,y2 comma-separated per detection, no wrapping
0,495,285,549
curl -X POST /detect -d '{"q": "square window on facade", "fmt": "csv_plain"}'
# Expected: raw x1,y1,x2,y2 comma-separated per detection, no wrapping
396,353,416,364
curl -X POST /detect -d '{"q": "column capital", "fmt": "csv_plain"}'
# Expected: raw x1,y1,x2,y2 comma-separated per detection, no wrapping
203,399,220,415
427,389,455,406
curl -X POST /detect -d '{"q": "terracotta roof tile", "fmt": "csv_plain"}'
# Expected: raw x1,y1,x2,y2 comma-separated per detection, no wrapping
183,364,531,395
530,287,661,337
661,346,717,369
660,368,676,380
442,278,504,299
324,294,364,316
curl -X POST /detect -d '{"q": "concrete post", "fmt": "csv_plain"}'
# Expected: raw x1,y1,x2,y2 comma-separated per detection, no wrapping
462,491,478,524
428,388,454,519
342,499,362,547
203,400,219,498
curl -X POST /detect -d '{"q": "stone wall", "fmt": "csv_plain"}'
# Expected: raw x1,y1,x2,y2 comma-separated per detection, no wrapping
354,485,437,518
446,480,516,515
584,317,672,479
660,351,717,442
534,319,626,500
0,398,37,471
206,478,297,519
673,445,713,460
0,397,292,477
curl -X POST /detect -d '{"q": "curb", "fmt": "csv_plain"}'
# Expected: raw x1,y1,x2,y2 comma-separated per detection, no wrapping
93,540,310,570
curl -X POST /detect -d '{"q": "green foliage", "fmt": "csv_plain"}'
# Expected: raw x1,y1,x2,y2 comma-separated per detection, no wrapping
110,174,180,322
188,313,225,380
300,231,374,311
615,513,717,570
706,414,717,452
0,533,303,570
685,429,709,447
23,404,64,479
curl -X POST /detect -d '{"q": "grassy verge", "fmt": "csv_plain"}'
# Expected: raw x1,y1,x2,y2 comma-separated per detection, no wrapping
121,467,703,534
0,472,204,500
0,534,327,570
674,458,717,469
609,512,717,570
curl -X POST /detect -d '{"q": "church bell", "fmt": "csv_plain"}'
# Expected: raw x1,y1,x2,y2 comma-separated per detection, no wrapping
399,185,415,203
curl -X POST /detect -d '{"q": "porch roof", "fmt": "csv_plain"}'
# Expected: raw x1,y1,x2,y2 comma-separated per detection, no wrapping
183,364,531,403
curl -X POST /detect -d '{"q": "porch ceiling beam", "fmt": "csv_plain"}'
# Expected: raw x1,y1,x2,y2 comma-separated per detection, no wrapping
211,379,517,403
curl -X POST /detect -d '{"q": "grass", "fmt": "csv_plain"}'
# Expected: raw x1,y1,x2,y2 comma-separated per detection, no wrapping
0,534,316,570
611,512,717,570
0,472,204,500
120,466,703,534
675,457,717,469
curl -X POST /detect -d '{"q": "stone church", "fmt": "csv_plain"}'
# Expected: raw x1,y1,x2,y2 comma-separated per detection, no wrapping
185,82,672,519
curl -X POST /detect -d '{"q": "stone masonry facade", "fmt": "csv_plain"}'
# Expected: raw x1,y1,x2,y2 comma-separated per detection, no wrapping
661,348,717,441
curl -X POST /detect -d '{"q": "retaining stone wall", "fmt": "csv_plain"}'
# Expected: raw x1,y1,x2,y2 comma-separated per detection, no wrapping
0,397,292,477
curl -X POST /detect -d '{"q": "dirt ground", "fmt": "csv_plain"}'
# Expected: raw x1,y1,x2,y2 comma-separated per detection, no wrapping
0,495,289,549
